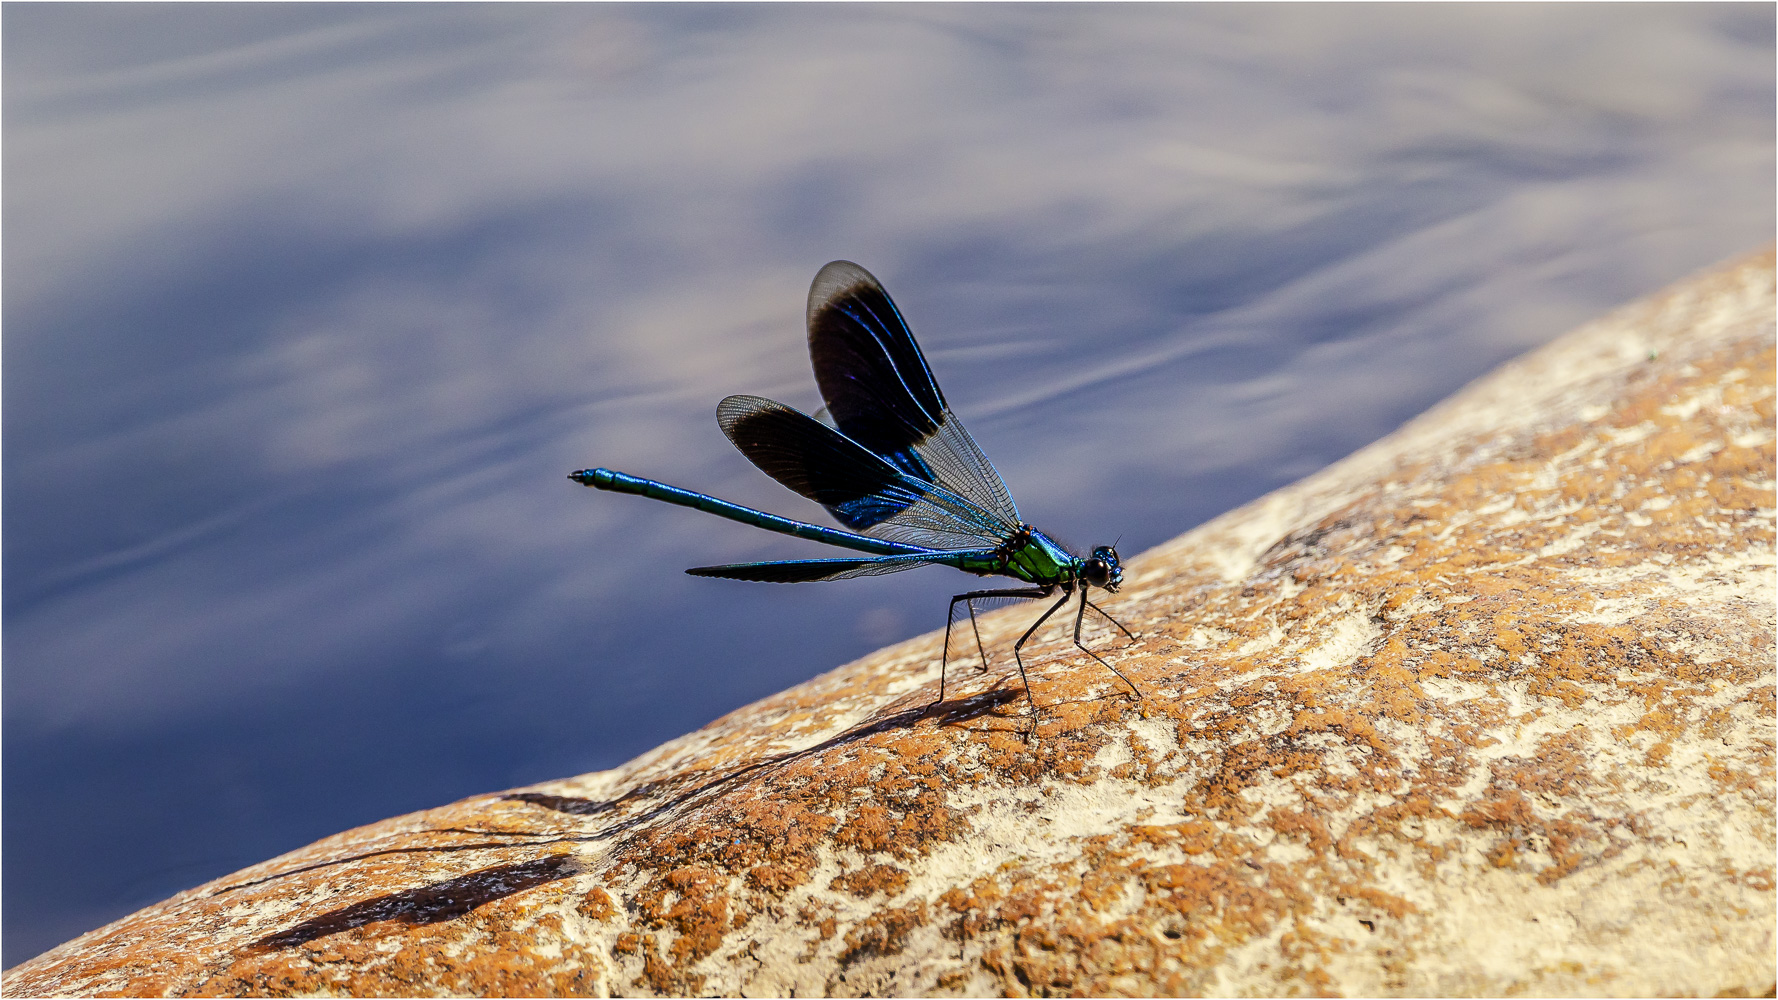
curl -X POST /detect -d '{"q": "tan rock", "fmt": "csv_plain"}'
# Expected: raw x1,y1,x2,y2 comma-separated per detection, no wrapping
7,248,1774,998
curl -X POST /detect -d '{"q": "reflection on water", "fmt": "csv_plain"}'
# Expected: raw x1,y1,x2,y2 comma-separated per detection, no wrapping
3,3,1772,966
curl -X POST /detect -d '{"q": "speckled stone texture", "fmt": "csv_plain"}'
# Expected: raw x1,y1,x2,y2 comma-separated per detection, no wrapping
7,248,1774,998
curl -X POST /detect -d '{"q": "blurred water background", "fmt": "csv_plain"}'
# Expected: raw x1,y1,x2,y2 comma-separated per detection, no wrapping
4,3,1772,966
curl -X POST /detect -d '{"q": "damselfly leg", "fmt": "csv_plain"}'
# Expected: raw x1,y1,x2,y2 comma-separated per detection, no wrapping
1074,590,1142,700
935,586,1051,707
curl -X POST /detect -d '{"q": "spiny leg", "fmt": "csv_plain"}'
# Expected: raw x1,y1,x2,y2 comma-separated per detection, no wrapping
1083,598,1138,643
934,587,1051,709
1009,589,1078,734
1074,590,1142,701
965,601,988,672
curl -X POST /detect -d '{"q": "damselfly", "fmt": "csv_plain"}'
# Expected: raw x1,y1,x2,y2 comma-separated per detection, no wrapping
572,262,1140,714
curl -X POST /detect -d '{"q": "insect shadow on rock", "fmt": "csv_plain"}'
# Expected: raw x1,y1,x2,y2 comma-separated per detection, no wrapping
572,261,1142,729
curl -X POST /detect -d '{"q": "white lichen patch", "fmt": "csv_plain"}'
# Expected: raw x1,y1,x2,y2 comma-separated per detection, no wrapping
1296,610,1384,674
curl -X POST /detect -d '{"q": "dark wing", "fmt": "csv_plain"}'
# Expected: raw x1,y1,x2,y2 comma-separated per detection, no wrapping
687,549,997,584
717,395,1017,551
805,261,1021,527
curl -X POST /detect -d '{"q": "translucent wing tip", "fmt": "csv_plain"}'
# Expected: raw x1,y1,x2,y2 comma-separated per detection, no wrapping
715,393,785,438
808,260,883,323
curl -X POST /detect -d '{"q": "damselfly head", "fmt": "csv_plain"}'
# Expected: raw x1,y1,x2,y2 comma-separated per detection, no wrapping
1083,545,1123,591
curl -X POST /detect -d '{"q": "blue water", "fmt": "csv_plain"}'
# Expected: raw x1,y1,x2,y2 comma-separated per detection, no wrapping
4,4,1772,966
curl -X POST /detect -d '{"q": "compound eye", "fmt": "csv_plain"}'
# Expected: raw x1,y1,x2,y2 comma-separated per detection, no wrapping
1083,557,1111,588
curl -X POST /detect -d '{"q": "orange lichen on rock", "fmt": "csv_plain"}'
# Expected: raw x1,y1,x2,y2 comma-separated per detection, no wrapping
6,248,1773,997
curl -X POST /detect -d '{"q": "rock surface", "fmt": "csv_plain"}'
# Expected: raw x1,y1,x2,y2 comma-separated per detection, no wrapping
7,248,1774,998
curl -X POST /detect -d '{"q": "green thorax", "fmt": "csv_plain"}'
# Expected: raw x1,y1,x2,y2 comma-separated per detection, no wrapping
956,524,1079,585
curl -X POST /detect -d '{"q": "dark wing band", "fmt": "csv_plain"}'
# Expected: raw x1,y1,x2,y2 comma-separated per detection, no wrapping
687,549,995,584
717,394,1017,549
806,261,1020,526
